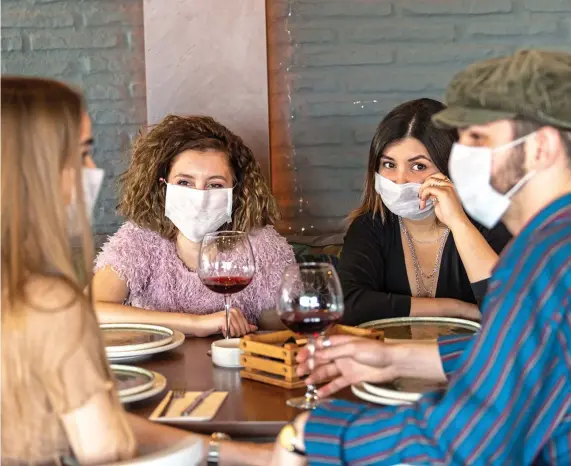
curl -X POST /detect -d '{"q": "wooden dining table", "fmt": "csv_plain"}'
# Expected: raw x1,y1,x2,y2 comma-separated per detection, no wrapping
127,335,358,439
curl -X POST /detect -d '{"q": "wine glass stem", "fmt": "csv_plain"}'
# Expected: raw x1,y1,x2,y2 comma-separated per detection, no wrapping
305,336,318,402
224,294,231,339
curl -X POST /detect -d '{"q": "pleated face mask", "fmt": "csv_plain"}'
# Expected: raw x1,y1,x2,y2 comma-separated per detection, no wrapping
375,173,434,221
164,183,233,242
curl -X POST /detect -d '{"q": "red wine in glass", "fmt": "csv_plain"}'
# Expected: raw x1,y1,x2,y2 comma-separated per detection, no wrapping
198,231,255,339
280,310,342,336
276,263,345,409
202,276,252,295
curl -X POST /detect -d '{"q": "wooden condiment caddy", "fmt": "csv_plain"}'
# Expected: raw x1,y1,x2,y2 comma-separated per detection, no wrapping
240,325,384,389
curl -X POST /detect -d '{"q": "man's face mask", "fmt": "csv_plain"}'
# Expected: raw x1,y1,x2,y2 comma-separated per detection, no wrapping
449,132,537,228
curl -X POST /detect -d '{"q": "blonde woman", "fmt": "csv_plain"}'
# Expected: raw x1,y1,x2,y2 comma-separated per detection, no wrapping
93,115,295,336
1,76,276,466
1,77,136,465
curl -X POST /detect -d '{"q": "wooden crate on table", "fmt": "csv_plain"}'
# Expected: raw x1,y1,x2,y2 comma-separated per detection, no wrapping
240,325,384,389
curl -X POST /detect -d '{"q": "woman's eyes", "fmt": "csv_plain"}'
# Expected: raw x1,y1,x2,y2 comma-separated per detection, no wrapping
175,180,224,189
381,161,427,171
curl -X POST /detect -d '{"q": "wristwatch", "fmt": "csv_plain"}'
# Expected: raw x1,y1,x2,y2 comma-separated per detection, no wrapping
207,432,231,465
278,423,306,456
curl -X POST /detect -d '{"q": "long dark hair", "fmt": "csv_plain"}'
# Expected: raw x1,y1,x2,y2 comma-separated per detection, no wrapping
347,98,458,224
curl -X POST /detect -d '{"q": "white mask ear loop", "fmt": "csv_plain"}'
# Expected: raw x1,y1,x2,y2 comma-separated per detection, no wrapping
494,131,537,199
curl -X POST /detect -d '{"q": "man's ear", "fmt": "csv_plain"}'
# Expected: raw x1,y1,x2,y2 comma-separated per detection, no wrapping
528,126,563,172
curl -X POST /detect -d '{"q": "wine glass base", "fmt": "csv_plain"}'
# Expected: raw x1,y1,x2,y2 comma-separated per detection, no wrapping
286,396,328,410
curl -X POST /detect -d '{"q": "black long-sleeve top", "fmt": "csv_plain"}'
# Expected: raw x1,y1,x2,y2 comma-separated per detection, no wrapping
339,212,512,326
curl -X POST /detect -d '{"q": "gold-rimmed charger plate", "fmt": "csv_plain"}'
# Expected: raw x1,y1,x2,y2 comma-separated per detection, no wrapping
107,329,185,363
101,323,174,353
118,371,167,404
358,316,480,341
358,316,479,400
111,364,156,398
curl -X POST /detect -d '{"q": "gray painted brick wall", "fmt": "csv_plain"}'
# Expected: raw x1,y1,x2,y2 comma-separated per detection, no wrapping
1,0,145,237
3,0,571,237
275,0,571,233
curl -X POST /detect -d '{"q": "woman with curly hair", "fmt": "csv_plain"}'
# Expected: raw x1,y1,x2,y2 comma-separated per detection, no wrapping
93,115,295,337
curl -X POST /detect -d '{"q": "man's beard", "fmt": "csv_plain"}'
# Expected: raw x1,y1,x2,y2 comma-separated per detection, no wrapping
490,144,528,195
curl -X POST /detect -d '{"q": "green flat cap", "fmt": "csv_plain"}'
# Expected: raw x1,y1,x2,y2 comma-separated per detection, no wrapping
433,49,571,130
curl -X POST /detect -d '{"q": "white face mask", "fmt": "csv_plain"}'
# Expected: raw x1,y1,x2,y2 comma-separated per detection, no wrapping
165,183,233,242
374,173,434,221
67,168,105,237
449,133,536,229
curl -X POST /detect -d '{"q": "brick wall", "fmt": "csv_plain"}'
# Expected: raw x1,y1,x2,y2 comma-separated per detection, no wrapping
1,0,146,239
271,0,571,234
3,0,571,238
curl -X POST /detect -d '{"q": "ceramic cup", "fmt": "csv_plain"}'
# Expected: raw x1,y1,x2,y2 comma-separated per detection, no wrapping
211,338,243,368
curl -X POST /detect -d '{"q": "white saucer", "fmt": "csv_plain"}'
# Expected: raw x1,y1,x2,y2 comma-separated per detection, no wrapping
108,329,185,363
119,371,167,404
351,383,413,406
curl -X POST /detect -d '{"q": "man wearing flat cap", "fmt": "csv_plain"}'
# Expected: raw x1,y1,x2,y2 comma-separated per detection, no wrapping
269,50,571,466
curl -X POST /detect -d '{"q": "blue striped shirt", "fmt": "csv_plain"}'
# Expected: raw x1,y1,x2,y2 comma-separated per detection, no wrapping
305,194,571,465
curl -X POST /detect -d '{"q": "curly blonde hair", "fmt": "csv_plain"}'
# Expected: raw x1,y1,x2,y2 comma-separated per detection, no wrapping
119,115,279,239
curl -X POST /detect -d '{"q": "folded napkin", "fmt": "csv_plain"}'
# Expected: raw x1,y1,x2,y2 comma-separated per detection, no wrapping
149,390,228,422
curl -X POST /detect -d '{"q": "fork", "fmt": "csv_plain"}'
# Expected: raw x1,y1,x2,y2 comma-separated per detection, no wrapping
162,388,186,417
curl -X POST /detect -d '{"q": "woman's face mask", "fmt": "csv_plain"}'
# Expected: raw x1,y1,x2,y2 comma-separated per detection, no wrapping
375,173,435,220
164,183,233,242
67,168,105,237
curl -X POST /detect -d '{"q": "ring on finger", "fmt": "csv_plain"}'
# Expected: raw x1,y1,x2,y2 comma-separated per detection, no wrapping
321,336,332,348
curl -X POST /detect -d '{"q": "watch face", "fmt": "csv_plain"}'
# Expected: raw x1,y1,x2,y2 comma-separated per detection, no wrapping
279,424,296,447
279,424,306,456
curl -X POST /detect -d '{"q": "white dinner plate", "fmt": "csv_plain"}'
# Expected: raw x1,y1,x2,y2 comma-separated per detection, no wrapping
107,329,185,363
351,383,413,406
363,377,447,402
362,381,422,402
119,371,167,404
101,323,174,353
111,364,156,398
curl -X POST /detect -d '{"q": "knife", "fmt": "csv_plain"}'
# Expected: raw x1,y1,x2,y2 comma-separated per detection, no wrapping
181,388,216,417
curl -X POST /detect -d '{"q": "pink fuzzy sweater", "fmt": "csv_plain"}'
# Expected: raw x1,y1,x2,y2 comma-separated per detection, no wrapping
94,222,296,324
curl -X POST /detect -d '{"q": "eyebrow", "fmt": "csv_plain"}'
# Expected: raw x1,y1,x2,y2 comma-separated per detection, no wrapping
407,155,430,162
380,154,430,162
174,173,229,181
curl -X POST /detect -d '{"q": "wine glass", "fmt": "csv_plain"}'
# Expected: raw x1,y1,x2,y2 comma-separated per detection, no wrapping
198,231,255,339
276,262,344,409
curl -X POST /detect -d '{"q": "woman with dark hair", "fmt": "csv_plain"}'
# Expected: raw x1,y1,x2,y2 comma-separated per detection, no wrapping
93,115,295,336
341,98,511,325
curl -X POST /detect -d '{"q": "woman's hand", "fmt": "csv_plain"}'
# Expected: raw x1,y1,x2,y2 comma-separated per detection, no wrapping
195,308,257,337
419,173,470,231
295,335,398,397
